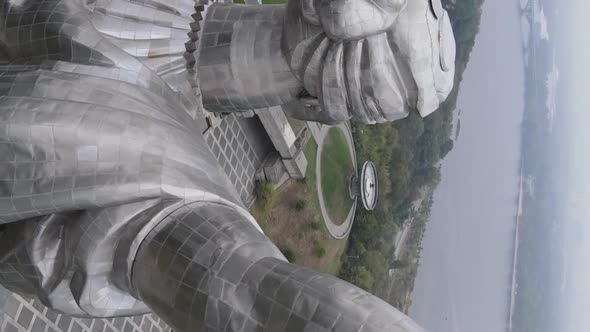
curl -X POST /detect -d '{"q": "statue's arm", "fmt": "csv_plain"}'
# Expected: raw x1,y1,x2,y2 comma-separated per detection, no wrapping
133,201,424,332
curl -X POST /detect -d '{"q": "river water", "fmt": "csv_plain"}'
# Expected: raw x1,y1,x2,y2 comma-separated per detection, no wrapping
409,0,525,331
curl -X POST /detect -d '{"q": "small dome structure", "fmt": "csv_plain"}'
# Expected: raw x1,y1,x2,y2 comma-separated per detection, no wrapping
350,161,378,210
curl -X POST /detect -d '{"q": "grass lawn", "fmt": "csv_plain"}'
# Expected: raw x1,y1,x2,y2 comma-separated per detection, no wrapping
303,139,323,225
250,138,347,276
286,115,306,135
320,127,354,225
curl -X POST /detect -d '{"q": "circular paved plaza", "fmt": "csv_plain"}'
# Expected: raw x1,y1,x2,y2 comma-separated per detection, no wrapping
315,123,358,239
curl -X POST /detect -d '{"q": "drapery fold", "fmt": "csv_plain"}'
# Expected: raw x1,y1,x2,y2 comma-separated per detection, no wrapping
285,0,455,124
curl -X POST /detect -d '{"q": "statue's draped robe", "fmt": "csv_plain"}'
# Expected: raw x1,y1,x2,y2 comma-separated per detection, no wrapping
0,0,260,316
0,60,261,316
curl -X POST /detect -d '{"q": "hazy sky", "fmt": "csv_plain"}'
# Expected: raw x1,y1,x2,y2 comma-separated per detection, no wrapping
554,0,590,330
409,0,525,330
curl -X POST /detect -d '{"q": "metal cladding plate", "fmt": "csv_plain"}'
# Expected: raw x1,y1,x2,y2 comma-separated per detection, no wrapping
0,0,429,331
198,4,304,113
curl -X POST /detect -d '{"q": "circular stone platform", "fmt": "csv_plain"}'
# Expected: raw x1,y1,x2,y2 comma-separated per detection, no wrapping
315,123,357,239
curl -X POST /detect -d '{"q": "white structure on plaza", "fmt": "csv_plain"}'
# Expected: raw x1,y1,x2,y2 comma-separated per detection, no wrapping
351,161,379,211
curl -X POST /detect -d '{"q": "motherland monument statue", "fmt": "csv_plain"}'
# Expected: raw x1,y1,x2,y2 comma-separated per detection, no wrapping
0,0,455,331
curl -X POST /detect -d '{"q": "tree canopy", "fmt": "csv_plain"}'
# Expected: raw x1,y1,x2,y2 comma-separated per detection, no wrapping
341,0,484,299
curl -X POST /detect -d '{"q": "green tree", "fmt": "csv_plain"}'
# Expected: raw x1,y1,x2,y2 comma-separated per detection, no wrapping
342,0,484,299
255,181,276,215
391,260,410,269
316,247,327,258
294,200,307,211
351,266,374,291
439,139,454,159
365,250,387,283
282,248,296,263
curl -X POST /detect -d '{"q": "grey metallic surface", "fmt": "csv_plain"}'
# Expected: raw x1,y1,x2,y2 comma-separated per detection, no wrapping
0,0,453,330
200,0,456,124
133,201,424,332
199,4,302,113
0,0,251,319
0,111,263,332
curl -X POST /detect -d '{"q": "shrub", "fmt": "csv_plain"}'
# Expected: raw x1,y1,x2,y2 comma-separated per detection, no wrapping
350,266,374,291
391,260,410,269
298,232,305,240
255,181,276,215
282,248,296,263
294,200,307,211
316,247,327,258
310,221,321,230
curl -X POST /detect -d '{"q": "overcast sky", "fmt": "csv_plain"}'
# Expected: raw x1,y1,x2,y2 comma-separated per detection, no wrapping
409,0,525,330
554,0,590,330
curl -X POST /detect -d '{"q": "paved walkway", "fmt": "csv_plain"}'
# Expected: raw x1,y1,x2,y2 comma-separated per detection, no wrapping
315,123,358,239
